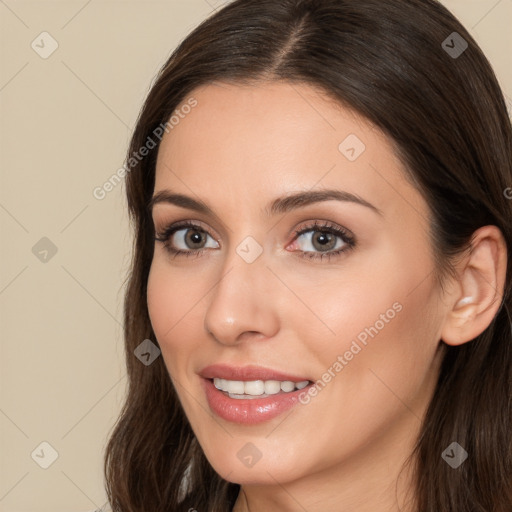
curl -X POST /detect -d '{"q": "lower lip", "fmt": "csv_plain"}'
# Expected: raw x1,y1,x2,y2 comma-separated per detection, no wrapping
201,378,311,424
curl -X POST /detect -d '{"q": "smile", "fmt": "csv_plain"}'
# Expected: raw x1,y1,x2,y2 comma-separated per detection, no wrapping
199,364,315,424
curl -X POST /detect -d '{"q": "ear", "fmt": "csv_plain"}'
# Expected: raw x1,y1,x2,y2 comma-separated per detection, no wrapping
440,225,507,346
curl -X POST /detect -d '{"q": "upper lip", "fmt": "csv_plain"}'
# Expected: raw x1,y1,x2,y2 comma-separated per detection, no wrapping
199,364,311,382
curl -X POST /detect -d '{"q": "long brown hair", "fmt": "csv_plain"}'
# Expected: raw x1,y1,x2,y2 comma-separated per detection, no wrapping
104,1,512,510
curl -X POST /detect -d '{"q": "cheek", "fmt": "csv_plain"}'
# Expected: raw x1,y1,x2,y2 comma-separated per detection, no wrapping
315,275,440,424
291,231,430,351
299,246,440,404
147,261,188,362
279,286,440,474
147,261,173,338
146,259,208,374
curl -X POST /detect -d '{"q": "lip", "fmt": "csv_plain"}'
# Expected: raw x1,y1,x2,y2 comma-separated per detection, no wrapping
199,364,313,424
199,363,311,382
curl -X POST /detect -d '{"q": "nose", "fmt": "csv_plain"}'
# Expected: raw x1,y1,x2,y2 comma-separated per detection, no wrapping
203,243,280,346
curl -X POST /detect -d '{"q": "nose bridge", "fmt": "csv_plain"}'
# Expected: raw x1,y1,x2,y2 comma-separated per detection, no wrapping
203,235,279,345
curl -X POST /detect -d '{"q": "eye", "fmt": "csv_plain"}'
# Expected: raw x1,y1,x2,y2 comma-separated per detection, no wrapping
154,219,356,262
289,220,356,262
154,220,219,259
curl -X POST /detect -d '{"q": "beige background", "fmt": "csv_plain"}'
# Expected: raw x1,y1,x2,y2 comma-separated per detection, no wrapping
0,1,511,511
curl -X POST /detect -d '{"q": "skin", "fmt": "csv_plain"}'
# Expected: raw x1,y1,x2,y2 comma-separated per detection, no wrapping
146,81,507,512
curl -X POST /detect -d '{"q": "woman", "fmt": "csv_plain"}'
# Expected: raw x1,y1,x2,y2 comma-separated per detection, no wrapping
104,0,512,510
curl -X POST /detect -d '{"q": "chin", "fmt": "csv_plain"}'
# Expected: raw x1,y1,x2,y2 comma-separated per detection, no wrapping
201,445,306,486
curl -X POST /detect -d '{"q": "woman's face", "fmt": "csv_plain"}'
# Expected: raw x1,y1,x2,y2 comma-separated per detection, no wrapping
147,81,447,491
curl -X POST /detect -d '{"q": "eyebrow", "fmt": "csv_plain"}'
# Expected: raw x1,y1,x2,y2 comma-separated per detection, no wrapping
148,188,383,217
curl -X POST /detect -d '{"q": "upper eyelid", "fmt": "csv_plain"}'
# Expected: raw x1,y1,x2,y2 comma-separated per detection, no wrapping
154,219,211,234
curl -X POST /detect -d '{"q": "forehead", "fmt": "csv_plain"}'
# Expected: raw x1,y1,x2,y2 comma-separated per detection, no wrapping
154,81,428,223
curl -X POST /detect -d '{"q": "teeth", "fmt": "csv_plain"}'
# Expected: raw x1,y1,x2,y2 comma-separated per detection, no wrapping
264,380,281,394
245,380,265,395
213,378,309,397
280,381,295,392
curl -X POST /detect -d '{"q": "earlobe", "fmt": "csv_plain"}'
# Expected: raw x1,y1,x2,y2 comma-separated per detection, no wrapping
440,226,507,347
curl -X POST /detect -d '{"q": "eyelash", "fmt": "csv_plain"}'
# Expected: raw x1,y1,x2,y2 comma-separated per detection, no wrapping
154,220,356,262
